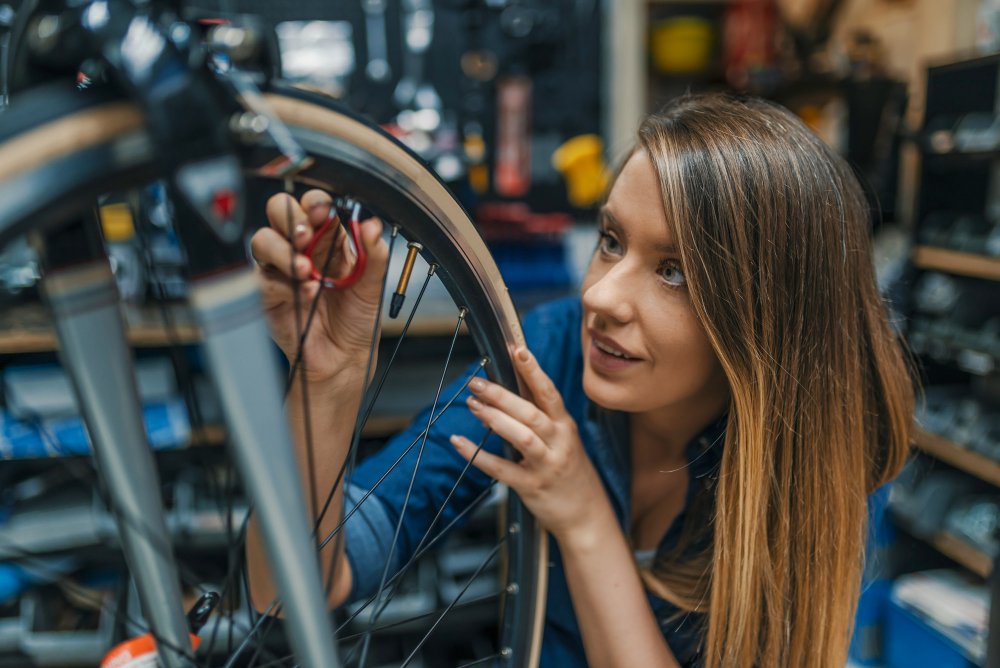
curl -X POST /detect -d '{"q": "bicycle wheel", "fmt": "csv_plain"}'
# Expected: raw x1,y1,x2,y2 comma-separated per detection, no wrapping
0,79,547,667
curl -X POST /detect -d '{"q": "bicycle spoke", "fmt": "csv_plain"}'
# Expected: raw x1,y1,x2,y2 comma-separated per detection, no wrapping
399,537,506,668
256,591,501,668
244,225,400,666
0,536,210,667
282,202,345,400
357,307,468,668
333,480,499,637
286,182,322,526
312,259,436,536
347,591,499,641
222,595,282,668
318,224,399,631
363,429,493,625
316,358,488,554
277,253,435,661
318,225,398,547
456,653,504,668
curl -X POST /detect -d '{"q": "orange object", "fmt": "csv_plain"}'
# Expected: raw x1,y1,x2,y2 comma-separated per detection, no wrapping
494,76,532,197
101,633,202,668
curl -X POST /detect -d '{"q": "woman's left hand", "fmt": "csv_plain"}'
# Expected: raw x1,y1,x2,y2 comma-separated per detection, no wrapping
450,347,608,543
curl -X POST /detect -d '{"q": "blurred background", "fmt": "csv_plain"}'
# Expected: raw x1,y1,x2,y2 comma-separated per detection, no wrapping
1,1,1000,666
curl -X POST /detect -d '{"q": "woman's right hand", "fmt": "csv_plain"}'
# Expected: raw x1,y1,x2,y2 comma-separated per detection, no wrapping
251,189,389,386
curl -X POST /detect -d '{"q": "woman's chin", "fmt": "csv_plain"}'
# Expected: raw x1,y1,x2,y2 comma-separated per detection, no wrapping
582,369,634,412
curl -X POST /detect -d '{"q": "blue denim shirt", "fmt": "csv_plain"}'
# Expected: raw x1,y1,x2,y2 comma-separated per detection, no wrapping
344,296,888,666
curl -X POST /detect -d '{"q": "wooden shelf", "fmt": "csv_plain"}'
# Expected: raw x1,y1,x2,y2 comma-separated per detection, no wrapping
914,428,1000,488
912,246,1000,282
647,0,728,5
0,302,468,354
0,303,201,354
929,531,993,578
188,415,409,448
894,513,994,579
923,149,1000,168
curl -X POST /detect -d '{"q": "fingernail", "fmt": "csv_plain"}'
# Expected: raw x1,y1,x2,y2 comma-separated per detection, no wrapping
297,258,311,274
517,348,531,363
449,435,461,447
294,224,308,238
467,396,481,409
469,378,485,392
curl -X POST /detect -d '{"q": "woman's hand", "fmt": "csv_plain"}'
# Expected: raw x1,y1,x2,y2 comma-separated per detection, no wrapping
450,347,608,543
251,190,389,386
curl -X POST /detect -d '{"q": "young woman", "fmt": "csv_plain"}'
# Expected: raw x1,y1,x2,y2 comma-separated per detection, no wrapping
247,93,914,667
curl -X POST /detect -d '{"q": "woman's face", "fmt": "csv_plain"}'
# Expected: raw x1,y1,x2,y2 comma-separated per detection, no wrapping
580,150,729,418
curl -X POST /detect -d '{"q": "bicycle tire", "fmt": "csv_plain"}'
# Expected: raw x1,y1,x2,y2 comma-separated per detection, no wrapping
0,80,547,667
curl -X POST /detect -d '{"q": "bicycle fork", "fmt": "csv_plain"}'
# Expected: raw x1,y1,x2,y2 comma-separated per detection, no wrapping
40,218,195,668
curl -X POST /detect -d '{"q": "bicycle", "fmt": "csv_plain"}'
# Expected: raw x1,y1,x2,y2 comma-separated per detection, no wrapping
0,1,546,665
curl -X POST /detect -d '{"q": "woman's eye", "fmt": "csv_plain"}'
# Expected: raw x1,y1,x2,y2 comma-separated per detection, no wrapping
598,231,622,255
658,261,687,288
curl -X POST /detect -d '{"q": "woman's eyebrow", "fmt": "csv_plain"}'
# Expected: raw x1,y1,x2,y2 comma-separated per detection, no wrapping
598,206,619,230
601,206,679,254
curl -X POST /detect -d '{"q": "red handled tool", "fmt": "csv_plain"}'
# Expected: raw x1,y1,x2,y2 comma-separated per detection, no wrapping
303,201,368,290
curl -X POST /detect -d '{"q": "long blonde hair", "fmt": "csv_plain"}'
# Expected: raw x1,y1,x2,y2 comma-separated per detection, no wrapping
634,94,914,666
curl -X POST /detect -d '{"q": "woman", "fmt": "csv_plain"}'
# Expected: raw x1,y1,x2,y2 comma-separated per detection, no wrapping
247,93,914,666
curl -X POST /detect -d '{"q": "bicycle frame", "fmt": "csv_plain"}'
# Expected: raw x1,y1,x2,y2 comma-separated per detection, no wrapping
6,2,341,666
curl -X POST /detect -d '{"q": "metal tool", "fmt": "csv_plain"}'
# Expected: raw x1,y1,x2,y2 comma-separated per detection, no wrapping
303,200,369,290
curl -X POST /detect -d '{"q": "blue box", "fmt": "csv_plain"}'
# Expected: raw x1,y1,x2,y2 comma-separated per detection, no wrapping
0,398,191,459
850,578,892,665
885,596,978,668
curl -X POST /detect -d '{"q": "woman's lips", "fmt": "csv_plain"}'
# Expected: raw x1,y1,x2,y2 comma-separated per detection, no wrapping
587,334,641,372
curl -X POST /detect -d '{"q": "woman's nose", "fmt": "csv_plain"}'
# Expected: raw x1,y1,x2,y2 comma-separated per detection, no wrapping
581,261,635,325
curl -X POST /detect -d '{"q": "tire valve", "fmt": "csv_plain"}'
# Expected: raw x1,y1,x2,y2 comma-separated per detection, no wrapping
390,241,422,318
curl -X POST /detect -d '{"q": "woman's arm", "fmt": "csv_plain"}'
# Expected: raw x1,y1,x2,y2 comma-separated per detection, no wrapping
245,190,388,612
245,374,360,611
450,349,680,667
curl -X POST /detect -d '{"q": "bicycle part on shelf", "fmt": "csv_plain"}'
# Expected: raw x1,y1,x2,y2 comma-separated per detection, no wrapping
304,199,369,290
362,0,391,83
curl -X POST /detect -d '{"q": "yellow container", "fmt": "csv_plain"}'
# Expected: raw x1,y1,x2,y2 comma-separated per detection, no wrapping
650,17,714,74
552,134,610,209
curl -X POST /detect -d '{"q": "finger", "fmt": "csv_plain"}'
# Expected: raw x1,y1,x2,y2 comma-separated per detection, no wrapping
298,190,338,252
450,434,525,486
346,217,389,301
265,193,311,248
513,347,566,418
466,396,548,461
468,376,557,442
301,190,335,226
360,217,387,264
257,267,320,308
250,228,313,280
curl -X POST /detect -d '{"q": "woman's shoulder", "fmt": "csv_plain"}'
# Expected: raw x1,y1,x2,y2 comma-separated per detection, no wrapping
521,296,583,363
521,295,582,338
